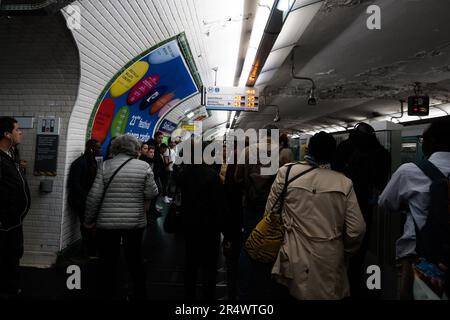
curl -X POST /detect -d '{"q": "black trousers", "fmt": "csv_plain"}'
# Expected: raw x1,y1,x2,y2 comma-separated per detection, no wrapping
224,233,242,300
184,232,220,300
0,226,23,296
348,206,373,299
97,228,146,299
80,225,97,257
76,211,97,257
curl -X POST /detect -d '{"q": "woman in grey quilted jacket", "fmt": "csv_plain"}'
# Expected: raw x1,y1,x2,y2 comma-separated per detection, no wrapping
85,134,158,299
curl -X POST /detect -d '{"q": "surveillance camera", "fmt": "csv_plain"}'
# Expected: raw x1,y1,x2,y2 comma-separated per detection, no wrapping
308,97,317,106
308,87,317,106
273,110,280,122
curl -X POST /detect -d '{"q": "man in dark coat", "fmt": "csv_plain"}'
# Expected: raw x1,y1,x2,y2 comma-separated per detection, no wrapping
177,141,227,300
333,122,391,298
0,117,31,297
67,139,101,257
146,132,165,218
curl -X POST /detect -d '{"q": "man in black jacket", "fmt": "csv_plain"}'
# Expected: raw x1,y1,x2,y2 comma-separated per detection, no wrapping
146,132,165,218
0,117,31,297
67,139,101,257
333,122,391,299
177,141,227,300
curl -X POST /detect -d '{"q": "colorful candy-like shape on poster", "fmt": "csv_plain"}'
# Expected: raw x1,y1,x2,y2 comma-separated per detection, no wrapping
126,75,161,105
148,41,180,64
151,93,176,115
139,86,168,111
110,106,130,138
91,98,115,143
110,61,149,98
158,98,181,118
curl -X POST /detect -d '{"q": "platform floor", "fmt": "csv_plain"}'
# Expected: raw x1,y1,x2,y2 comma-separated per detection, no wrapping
15,197,227,300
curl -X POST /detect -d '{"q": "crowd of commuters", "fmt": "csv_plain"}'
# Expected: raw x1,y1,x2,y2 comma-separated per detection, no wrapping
2,115,449,301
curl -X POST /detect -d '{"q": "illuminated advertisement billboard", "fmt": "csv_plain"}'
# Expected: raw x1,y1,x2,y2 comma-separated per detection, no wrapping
87,33,202,156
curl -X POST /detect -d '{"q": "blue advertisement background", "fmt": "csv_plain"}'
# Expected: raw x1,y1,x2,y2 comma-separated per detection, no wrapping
92,39,199,157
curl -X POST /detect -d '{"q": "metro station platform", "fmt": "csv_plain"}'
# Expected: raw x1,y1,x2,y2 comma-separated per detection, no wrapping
13,198,227,300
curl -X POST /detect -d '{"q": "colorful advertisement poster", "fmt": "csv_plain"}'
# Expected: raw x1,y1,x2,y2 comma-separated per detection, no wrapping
87,34,202,156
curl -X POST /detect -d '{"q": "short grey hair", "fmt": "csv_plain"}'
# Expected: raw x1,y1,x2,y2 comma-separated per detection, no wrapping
110,134,141,157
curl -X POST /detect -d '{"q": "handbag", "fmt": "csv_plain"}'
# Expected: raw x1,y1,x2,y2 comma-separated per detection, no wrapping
244,164,316,263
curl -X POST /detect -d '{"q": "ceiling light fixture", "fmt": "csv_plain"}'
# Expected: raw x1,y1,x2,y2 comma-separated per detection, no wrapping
187,112,195,119
238,0,276,87
274,108,281,122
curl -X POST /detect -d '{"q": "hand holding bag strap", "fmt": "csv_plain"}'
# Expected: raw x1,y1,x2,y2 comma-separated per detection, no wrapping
271,164,317,214
94,157,134,221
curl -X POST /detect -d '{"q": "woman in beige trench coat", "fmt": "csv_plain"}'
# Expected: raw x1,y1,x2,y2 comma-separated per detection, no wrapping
267,132,366,300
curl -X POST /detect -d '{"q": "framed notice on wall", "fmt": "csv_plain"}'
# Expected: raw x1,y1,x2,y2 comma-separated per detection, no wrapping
34,116,60,176
34,135,59,176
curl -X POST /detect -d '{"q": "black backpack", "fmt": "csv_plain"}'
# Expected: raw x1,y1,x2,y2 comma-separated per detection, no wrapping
414,160,450,266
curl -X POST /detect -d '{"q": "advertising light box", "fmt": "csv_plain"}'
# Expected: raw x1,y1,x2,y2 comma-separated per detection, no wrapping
87,33,202,157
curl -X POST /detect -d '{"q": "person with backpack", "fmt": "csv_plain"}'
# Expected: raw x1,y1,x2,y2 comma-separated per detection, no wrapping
378,118,450,300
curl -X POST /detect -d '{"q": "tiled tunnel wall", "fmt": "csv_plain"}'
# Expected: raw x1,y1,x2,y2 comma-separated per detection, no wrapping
0,13,81,266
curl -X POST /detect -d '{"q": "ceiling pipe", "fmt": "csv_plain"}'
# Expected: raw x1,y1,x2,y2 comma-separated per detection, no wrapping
390,99,405,122
290,45,317,105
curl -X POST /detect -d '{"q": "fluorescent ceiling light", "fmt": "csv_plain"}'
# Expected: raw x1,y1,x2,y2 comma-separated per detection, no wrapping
291,0,323,11
254,1,322,86
272,2,321,51
239,0,275,87
277,0,295,12
198,0,244,86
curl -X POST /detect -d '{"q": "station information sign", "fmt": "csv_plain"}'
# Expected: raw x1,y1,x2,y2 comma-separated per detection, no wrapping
202,86,259,111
